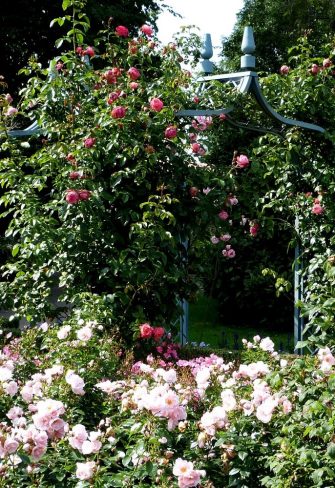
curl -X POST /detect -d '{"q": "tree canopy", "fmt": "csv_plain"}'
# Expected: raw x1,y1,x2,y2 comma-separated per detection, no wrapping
0,0,165,94
222,0,335,73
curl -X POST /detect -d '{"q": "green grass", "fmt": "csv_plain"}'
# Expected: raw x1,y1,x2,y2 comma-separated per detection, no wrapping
188,295,294,353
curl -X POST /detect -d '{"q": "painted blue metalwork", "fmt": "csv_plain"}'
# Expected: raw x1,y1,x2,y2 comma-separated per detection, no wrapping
176,26,326,350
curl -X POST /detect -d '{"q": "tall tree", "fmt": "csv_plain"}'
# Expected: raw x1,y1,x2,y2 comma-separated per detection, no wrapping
0,0,165,94
222,0,335,73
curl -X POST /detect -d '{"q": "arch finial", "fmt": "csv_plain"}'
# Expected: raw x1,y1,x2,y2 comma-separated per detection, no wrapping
200,33,214,74
241,26,256,70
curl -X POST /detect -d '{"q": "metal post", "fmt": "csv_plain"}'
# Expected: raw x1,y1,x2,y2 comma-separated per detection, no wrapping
294,217,304,354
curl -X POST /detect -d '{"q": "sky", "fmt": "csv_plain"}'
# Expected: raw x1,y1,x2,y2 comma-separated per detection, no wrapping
156,0,244,61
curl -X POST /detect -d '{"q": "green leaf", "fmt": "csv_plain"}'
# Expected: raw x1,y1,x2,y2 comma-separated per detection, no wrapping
11,244,20,257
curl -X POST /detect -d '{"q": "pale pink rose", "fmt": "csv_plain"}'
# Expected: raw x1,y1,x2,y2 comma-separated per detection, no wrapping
228,196,238,205
0,366,13,381
173,458,194,477
311,63,319,75
5,93,13,103
3,381,18,396
256,397,278,423
127,67,141,80
323,58,332,68
240,399,254,416
76,461,96,480
4,438,19,454
236,154,249,168
259,337,275,353
140,24,153,36
76,326,92,341
221,389,237,411
150,97,164,112
220,234,231,241
282,399,292,414
5,106,18,116
178,470,203,488
227,248,236,258
115,25,129,37
218,210,229,220
202,187,211,195
31,445,47,460
66,372,85,395
318,347,335,372
280,65,290,75
7,406,23,420
81,438,102,455
210,236,220,244
129,82,139,90
57,325,71,339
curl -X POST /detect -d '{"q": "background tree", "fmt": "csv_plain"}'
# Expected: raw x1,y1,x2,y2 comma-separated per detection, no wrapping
0,0,167,95
222,0,335,73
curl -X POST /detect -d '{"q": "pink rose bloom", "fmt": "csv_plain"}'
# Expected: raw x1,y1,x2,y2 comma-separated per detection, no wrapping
5,94,13,103
280,65,289,75
129,82,139,90
256,397,278,423
220,234,231,241
323,58,332,68
31,445,47,460
250,222,260,236
173,458,194,477
5,106,18,116
312,203,324,214
84,137,96,148
210,236,220,244
311,63,319,75
7,406,23,420
141,24,153,36
57,325,71,339
149,97,164,112
191,143,201,154
78,189,91,201
198,148,206,155
115,25,129,37
227,248,236,258
83,46,94,57
165,125,178,139
111,106,126,119
218,210,229,220
69,171,80,180
178,470,203,488
318,347,335,372
139,323,153,339
228,196,238,205
282,399,293,414
152,327,165,341
236,154,249,168
107,91,121,104
4,438,19,454
127,67,141,80
76,461,96,481
65,190,80,204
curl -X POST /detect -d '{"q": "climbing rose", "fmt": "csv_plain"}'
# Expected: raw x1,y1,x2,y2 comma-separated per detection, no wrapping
83,137,96,148
149,97,164,112
211,236,220,244
191,143,201,154
280,65,289,75
152,327,165,341
69,171,80,180
323,58,332,68
78,190,91,201
83,46,94,57
311,64,319,75
218,210,229,221
250,222,260,236
139,323,153,339
115,26,129,37
236,154,249,168
127,67,141,80
129,82,139,90
66,190,80,204
312,203,324,214
165,125,178,139
111,106,126,119
140,24,153,36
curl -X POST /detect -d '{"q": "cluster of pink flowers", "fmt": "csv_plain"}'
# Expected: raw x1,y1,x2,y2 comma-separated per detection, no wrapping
32,399,67,440
69,424,102,454
139,323,165,341
191,116,212,132
317,347,335,373
222,244,236,258
173,458,206,488
312,198,324,215
65,189,92,204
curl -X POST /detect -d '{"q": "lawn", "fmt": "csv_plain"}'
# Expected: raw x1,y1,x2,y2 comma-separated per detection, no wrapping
188,295,294,353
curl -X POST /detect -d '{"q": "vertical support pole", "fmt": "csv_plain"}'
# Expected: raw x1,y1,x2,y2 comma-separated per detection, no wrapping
294,216,304,354
179,299,189,346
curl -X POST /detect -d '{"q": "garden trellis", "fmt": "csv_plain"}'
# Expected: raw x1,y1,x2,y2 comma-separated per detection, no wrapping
176,26,326,351
5,27,326,351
